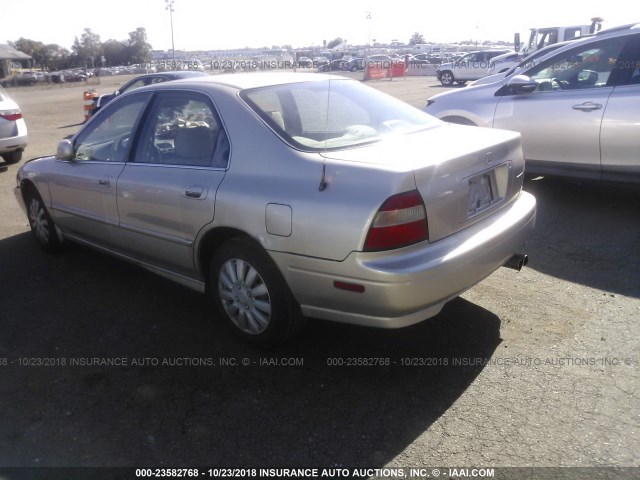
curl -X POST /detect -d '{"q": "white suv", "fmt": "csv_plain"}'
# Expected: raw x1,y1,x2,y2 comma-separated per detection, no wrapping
436,49,512,86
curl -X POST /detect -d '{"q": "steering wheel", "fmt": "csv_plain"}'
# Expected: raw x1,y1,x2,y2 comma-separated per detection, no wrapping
550,78,569,90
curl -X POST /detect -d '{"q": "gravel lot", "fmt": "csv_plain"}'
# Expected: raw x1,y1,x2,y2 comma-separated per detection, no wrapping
0,74,638,474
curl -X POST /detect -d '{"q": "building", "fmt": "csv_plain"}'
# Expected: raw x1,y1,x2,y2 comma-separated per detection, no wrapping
0,44,32,79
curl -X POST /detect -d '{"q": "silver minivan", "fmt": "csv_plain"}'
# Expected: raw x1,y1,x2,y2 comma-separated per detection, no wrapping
426,24,640,184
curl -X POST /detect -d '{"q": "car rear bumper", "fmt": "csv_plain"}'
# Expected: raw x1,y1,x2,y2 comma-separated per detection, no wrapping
0,119,28,153
270,190,536,328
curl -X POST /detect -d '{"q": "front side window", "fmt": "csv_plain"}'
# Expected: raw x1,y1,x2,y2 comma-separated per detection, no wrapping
135,92,229,168
526,37,627,91
241,79,439,151
74,93,150,162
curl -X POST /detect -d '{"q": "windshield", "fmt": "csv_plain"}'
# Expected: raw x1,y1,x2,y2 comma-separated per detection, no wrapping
241,79,440,151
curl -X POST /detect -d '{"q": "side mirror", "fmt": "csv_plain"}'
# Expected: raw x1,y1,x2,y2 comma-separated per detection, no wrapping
56,139,74,160
507,75,538,94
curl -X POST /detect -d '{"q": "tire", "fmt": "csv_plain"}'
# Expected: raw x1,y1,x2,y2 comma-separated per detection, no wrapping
1,150,22,164
440,71,455,86
210,238,304,347
25,187,62,252
456,80,467,85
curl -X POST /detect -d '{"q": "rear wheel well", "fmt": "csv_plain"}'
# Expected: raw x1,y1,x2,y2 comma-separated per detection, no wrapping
197,227,262,283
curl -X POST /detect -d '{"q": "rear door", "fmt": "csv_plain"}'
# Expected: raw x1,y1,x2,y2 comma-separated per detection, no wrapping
116,90,229,276
493,36,627,179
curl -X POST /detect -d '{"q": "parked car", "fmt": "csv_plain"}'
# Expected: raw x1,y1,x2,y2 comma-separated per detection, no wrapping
426,24,640,184
313,57,330,68
486,40,581,76
297,57,313,68
14,72,536,346
470,41,578,87
0,71,45,87
346,57,365,71
436,49,512,86
318,59,347,72
62,70,89,82
89,71,208,117
0,85,28,163
368,54,394,67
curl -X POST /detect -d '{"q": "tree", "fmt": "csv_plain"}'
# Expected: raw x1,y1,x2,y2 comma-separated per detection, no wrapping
409,32,425,45
327,37,344,49
125,27,152,64
72,28,102,67
102,39,127,66
43,44,71,70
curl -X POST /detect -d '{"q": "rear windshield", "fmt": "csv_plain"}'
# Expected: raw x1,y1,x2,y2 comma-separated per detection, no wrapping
240,79,440,151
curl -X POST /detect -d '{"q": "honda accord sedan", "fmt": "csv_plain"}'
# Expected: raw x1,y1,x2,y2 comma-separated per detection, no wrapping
14,72,536,346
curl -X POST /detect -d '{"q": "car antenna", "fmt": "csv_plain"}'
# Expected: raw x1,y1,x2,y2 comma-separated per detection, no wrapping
319,76,331,191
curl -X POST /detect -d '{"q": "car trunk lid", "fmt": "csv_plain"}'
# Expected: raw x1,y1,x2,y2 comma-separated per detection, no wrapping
322,123,525,243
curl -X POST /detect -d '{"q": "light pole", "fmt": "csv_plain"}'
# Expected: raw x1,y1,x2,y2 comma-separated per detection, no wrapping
366,11,371,58
165,0,175,66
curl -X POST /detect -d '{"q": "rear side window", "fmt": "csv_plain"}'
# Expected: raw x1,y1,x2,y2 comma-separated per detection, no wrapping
134,91,229,168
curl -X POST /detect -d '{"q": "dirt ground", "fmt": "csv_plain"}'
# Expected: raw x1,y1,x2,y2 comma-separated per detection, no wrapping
0,74,638,474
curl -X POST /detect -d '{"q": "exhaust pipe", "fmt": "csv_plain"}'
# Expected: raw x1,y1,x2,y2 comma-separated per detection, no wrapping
504,253,528,271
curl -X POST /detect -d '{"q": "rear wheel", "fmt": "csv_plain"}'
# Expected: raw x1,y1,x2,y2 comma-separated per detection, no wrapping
25,187,61,252
210,238,304,347
456,80,467,85
439,71,455,86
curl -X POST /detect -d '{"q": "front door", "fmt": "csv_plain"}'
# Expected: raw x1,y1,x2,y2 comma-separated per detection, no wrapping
48,93,151,246
493,37,627,179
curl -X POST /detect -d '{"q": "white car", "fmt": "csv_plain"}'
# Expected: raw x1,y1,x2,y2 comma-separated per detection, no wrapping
436,50,512,86
471,41,579,87
0,85,28,164
426,24,640,184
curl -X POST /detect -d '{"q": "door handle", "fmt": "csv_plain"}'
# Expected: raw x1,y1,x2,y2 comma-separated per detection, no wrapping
97,178,110,186
572,102,602,111
183,186,207,199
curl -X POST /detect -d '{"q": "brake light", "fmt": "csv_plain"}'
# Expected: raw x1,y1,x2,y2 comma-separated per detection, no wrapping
0,110,22,121
364,190,428,251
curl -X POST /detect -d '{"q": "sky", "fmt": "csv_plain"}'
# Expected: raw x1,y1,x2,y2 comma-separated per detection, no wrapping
0,0,631,52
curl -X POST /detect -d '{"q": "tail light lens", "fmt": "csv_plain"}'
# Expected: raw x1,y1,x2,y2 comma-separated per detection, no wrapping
0,110,22,121
364,190,428,251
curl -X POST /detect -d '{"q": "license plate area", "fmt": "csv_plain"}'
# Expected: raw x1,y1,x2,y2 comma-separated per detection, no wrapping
467,170,499,218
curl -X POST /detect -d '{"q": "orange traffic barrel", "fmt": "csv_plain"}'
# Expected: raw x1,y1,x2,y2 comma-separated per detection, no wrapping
83,89,97,121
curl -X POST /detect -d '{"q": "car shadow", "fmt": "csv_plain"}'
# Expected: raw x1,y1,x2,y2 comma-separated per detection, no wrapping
524,176,640,298
0,233,502,467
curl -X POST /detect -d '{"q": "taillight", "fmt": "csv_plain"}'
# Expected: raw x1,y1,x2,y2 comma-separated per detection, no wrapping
364,190,428,251
0,110,22,121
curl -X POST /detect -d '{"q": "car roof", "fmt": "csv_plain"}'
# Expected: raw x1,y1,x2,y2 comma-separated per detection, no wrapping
152,71,208,79
165,72,348,90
